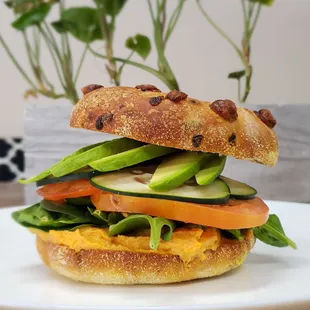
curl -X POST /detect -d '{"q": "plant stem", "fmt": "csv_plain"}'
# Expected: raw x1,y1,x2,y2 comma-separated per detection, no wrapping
116,50,134,82
74,45,88,84
32,27,54,91
197,0,243,59
42,21,78,102
249,4,262,38
0,32,38,91
164,0,185,46
97,5,119,85
89,48,178,90
198,0,263,103
241,0,247,20
147,0,156,25
38,25,66,89
150,0,180,90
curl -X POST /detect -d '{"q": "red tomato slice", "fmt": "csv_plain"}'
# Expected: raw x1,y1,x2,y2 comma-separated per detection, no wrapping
37,179,100,201
91,192,269,229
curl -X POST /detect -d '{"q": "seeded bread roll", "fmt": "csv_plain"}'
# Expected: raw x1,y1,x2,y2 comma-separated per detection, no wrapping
36,230,255,285
70,85,278,166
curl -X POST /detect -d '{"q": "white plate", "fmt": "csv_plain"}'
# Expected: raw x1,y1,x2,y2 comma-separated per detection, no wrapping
0,201,309,310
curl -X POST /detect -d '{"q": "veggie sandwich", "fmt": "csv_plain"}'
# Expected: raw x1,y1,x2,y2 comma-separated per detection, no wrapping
14,84,296,284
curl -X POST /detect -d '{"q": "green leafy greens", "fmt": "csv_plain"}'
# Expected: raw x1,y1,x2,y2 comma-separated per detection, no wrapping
109,215,175,250
12,200,175,250
253,214,296,249
12,201,296,250
226,229,244,241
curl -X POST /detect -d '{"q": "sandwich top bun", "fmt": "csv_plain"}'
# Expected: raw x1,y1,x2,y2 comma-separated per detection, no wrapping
70,85,278,166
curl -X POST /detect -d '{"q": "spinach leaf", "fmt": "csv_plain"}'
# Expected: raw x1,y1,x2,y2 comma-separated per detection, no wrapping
226,229,244,241
13,202,176,250
87,207,124,225
12,203,88,229
12,201,102,230
253,214,296,249
40,200,89,218
109,214,176,250
65,197,92,206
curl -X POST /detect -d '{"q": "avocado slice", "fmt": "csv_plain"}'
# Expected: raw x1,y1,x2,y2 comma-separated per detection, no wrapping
50,138,143,177
195,155,226,185
19,141,105,184
90,144,175,172
148,151,212,191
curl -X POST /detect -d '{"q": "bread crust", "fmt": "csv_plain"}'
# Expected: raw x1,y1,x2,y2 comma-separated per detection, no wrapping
70,86,278,166
36,230,255,284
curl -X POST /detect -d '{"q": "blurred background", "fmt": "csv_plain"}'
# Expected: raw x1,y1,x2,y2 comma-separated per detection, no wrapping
0,0,309,206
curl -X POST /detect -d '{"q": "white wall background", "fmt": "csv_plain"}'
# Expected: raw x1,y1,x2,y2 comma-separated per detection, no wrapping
0,0,309,137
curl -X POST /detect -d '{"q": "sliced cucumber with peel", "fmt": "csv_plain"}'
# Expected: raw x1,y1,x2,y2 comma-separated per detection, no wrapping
220,176,257,199
91,168,230,204
196,155,226,185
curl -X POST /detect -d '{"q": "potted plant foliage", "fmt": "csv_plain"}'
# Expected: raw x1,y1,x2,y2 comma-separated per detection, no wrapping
1,0,275,202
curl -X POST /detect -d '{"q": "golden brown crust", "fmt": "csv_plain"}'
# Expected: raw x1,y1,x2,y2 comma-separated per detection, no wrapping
70,86,278,166
36,230,255,284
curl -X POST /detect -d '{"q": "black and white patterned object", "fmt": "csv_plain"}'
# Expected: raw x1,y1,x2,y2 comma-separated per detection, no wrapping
0,138,24,182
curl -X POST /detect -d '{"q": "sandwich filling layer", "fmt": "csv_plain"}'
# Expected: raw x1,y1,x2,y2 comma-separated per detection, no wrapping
31,227,220,263
14,138,296,251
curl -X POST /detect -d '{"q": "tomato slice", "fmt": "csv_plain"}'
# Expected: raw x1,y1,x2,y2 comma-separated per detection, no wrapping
91,192,269,229
37,179,100,201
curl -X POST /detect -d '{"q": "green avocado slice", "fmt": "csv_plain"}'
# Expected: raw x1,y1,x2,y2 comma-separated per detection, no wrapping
195,155,226,185
50,138,143,177
18,142,104,184
89,144,175,172
148,151,212,191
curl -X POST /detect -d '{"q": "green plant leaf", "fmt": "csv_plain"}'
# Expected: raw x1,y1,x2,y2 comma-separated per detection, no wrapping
87,207,124,225
94,0,127,16
228,70,246,80
52,7,103,43
40,200,89,218
126,34,151,59
5,0,37,13
248,0,274,6
12,201,103,230
109,214,175,250
226,229,244,240
12,3,51,30
12,203,89,229
253,214,297,249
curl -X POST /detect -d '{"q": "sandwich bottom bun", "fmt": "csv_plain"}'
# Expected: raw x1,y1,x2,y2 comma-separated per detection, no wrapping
36,230,255,284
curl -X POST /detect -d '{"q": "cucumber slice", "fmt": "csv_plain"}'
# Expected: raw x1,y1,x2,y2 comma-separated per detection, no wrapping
91,169,230,204
36,169,102,187
196,156,226,185
220,176,257,199
51,138,143,177
149,152,212,191
90,144,175,172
